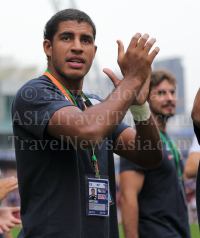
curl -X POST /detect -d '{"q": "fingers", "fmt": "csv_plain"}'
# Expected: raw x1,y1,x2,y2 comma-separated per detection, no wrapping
149,47,160,61
0,177,18,199
6,222,15,228
0,207,20,233
6,178,18,189
0,177,18,201
116,40,124,64
126,33,159,57
0,177,14,186
0,177,17,187
137,33,149,50
136,34,158,58
127,33,142,51
143,38,156,53
11,206,21,224
1,224,10,233
137,35,160,63
11,217,21,224
103,68,121,87
11,206,20,213
7,184,18,194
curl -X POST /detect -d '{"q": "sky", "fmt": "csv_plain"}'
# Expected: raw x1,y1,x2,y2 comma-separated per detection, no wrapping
0,0,199,113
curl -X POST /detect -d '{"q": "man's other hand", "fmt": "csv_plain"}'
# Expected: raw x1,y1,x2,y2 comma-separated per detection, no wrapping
0,177,18,201
0,207,21,234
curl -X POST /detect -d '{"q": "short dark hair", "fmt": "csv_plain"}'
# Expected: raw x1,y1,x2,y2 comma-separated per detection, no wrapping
150,70,177,93
44,9,96,42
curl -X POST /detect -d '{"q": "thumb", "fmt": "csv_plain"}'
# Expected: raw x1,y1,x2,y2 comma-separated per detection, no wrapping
103,68,120,87
116,40,124,64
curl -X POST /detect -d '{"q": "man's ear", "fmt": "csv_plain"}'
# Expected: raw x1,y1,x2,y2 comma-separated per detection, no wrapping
43,39,52,59
93,45,97,59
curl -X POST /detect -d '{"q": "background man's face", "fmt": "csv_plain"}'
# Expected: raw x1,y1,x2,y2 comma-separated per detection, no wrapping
91,189,95,195
148,79,176,119
50,20,97,81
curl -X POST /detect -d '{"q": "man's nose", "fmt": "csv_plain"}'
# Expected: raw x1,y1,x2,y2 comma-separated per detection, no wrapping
71,39,83,54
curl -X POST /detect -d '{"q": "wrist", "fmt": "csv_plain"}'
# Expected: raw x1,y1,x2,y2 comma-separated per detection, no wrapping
130,101,151,121
123,76,142,87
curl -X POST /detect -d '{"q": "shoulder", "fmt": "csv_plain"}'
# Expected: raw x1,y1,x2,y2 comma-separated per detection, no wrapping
15,75,56,96
13,75,64,105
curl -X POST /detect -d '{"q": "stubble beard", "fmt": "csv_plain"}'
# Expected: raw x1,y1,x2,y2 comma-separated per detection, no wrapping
55,61,85,82
150,106,175,122
51,53,87,82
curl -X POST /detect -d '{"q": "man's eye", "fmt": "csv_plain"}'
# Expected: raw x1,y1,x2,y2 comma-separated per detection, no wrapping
171,90,176,94
81,38,90,43
157,90,166,95
62,36,71,41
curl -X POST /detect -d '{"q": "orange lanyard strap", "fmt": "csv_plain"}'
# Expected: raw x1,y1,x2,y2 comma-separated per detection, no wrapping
44,71,73,103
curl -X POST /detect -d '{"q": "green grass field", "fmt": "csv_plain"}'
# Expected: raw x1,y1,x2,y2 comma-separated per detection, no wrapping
11,224,200,238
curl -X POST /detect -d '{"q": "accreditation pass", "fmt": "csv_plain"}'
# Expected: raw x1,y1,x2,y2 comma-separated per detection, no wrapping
86,178,109,217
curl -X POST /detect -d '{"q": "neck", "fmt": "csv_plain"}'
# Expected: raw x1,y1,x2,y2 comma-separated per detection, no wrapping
47,64,83,95
151,112,167,133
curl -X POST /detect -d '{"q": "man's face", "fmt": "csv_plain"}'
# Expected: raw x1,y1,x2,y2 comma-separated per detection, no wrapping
46,21,97,81
91,189,95,195
148,79,176,120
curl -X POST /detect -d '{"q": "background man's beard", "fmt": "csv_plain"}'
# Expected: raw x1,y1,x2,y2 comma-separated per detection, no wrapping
150,106,174,121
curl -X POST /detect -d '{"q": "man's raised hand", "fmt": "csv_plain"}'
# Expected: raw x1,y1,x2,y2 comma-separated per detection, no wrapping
117,33,159,84
103,68,151,106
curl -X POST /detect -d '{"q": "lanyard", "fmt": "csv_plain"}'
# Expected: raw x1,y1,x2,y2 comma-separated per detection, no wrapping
44,70,99,178
159,131,182,178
